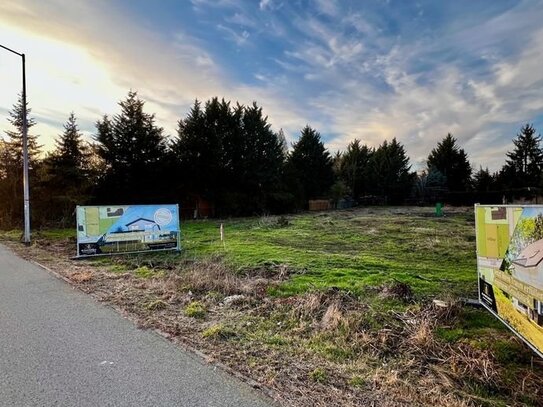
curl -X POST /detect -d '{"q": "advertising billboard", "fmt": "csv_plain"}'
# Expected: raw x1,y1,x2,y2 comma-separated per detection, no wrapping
76,204,180,257
475,204,543,357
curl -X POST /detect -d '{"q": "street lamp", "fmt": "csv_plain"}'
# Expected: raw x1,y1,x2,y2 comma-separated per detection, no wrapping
0,44,30,245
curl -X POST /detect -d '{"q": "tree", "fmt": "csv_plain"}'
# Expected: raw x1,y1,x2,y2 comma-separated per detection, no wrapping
285,125,334,206
368,138,414,204
39,113,92,224
336,139,372,199
95,91,167,203
172,98,287,215
427,133,472,191
502,124,543,188
0,94,41,227
472,167,495,193
238,102,286,213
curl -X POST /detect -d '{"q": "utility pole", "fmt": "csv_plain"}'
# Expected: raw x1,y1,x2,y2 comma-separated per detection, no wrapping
1,44,31,244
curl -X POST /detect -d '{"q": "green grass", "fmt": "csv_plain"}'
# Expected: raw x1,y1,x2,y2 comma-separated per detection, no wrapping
184,301,207,318
0,208,477,299
180,209,476,298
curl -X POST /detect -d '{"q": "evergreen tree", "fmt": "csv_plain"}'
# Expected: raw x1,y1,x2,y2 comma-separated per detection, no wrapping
502,124,543,188
95,91,166,203
368,138,414,204
473,167,495,192
285,125,334,206
336,139,372,199
39,113,92,224
0,95,41,227
173,98,223,204
173,98,287,215
238,102,285,212
427,133,472,191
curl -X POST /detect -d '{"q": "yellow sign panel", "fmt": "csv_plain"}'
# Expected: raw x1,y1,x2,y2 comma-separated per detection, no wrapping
476,205,543,358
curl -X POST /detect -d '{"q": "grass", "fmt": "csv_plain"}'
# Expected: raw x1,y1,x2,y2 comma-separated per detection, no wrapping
309,367,327,383
184,301,207,318
3,207,541,406
180,209,477,298
1,208,476,299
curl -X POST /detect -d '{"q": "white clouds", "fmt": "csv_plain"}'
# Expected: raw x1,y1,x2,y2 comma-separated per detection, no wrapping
313,0,338,17
0,0,308,151
273,2,543,171
217,24,251,46
2,0,543,174
259,0,272,11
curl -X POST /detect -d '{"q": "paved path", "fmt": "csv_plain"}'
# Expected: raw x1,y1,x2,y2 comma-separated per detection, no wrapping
0,244,273,407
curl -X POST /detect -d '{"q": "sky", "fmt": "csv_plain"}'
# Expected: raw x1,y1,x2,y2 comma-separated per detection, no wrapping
1,0,543,172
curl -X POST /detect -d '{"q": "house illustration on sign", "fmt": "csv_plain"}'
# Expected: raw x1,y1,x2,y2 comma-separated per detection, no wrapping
126,218,160,232
505,238,543,326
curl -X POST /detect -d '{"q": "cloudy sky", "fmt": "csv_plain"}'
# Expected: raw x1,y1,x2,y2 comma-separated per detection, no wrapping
1,0,543,171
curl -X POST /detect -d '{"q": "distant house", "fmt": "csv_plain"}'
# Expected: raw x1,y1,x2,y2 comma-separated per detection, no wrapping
125,218,160,232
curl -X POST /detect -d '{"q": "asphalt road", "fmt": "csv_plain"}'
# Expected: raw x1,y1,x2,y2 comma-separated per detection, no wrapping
0,244,274,407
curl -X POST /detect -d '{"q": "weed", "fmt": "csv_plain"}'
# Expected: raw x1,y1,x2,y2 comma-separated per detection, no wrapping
309,367,327,383
145,299,168,311
184,301,206,318
348,375,366,388
135,266,159,278
202,324,236,340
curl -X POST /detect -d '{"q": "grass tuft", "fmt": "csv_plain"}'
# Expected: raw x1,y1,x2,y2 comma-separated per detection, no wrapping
184,301,206,318
309,367,327,383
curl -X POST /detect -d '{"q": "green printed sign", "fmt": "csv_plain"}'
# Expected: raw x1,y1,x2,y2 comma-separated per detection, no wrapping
476,204,543,358
76,204,180,257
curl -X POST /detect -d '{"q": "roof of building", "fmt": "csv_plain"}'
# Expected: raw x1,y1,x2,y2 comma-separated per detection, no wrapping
125,218,157,227
512,238,543,268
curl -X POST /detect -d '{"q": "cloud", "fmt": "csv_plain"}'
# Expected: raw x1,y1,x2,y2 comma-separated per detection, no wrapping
217,24,251,46
259,0,272,11
1,0,543,174
0,0,309,151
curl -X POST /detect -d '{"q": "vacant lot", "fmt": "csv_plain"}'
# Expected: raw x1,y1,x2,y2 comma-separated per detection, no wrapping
2,207,542,406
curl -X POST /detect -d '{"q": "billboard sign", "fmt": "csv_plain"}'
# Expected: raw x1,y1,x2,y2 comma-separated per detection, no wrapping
76,204,180,257
475,204,543,357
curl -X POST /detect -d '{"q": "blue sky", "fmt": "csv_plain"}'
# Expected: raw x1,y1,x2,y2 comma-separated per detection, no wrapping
1,0,543,171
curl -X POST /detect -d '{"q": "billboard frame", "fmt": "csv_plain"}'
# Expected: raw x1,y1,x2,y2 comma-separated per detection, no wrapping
75,204,181,258
475,203,543,359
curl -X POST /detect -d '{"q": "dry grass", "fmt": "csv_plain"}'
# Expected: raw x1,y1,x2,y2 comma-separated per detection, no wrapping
3,235,543,407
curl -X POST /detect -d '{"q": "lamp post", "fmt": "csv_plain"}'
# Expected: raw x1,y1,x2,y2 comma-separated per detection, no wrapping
1,44,30,244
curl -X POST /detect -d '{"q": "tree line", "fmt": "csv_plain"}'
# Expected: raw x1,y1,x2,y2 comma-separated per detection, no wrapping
0,91,541,227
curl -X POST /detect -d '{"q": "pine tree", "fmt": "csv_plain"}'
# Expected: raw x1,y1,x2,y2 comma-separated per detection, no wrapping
368,138,414,204
285,125,334,205
95,91,166,203
50,113,89,182
0,95,41,227
239,102,285,212
502,124,543,188
172,98,287,215
473,167,495,192
173,98,222,201
39,113,91,224
427,133,472,191
336,139,373,199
